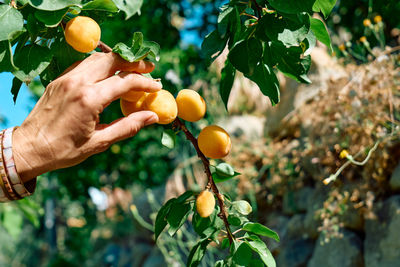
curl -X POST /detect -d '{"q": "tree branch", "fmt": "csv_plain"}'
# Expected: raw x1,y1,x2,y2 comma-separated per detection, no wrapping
173,118,234,244
97,41,112,53
92,40,233,243
251,0,262,18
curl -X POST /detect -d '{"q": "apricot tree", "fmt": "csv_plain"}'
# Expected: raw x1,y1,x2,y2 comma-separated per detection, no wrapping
0,0,337,266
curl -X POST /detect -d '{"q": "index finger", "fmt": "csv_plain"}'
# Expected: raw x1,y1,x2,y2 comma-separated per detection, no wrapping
67,52,155,84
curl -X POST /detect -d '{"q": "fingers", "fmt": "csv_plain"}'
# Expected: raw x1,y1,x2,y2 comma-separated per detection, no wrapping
91,111,159,148
96,72,162,105
68,52,156,83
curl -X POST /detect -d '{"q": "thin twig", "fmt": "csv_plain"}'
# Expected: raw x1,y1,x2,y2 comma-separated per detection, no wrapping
10,0,17,8
97,41,112,53
250,0,262,18
173,118,234,244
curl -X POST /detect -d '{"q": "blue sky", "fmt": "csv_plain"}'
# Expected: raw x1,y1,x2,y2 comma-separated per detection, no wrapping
0,72,35,128
0,2,205,129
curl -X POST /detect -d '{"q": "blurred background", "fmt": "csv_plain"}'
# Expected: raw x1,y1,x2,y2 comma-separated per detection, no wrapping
1,0,400,266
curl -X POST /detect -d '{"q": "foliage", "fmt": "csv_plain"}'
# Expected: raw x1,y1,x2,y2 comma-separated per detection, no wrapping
227,51,400,244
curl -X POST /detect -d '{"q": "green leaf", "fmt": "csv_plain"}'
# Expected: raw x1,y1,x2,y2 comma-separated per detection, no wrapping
201,30,227,64
233,242,253,266
220,238,230,249
249,259,265,267
41,37,85,85
82,0,118,12
228,38,262,76
177,190,194,203
112,32,160,62
12,44,53,83
245,235,276,267
34,8,68,27
166,202,192,236
245,62,280,105
303,30,317,56
243,222,280,242
28,0,81,11
216,163,235,177
310,17,332,52
192,209,223,238
219,60,235,110
227,215,242,226
217,5,233,38
271,42,311,84
212,171,240,183
0,5,24,41
312,0,337,18
259,13,310,47
268,0,316,14
211,162,240,183
161,129,176,149
0,40,16,72
231,200,252,215
214,260,225,267
112,0,142,19
154,198,176,240
187,239,211,267
113,43,134,61
11,77,22,103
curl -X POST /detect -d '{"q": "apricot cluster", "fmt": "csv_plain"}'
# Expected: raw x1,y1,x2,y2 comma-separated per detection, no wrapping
121,88,231,160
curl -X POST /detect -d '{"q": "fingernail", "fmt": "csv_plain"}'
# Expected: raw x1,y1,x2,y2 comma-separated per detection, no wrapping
144,113,159,126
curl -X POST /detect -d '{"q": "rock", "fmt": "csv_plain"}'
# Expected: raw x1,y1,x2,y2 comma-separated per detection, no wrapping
303,188,327,239
218,115,265,139
308,230,363,267
264,212,290,253
389,164,400,191
277,238,314,267
364,195,400,267
283,187,314,215
287,214,308,239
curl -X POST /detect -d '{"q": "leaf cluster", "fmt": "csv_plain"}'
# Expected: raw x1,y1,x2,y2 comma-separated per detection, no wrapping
0,0,156,101
201,0,335,108
155,190,279,266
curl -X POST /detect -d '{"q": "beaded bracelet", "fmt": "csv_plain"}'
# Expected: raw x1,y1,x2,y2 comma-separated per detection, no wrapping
0,127,37,202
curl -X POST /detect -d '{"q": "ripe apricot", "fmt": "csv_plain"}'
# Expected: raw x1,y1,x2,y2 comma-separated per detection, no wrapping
176,89,206,122
65,16,101,53
196,190,215,218
198,125,231,159
121,90,148,102
120,95,147,116
143,90,178,124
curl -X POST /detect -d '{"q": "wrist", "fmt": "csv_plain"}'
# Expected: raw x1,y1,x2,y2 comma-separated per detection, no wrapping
12,125,47,182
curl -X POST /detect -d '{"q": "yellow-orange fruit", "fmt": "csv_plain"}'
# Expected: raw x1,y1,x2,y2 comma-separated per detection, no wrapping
196,191,215,218
65,16,101,53
143,90,178,124
120,96,147,116
176,89,206,122
198,125,231,159
121,90,148,102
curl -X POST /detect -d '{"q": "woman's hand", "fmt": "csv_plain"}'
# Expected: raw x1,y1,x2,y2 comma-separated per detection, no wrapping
12,52,161,182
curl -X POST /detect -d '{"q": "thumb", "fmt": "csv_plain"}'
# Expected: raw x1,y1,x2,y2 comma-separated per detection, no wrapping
93,111,159,145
